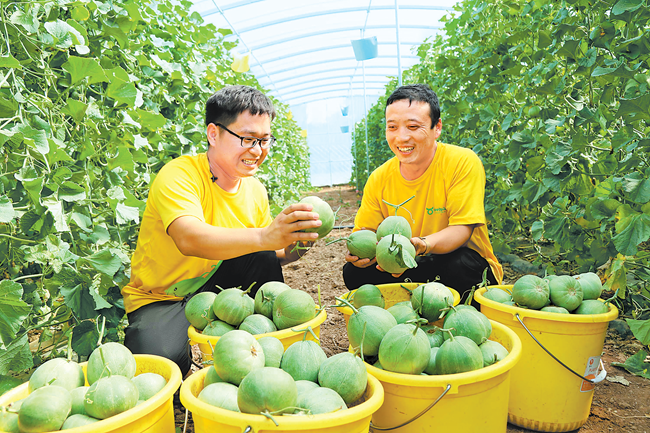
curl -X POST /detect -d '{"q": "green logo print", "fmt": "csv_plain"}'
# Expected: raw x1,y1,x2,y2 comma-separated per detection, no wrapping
427,206,434,215
426,206,446,215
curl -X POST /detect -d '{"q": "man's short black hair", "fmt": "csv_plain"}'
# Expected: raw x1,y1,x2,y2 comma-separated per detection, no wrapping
205,85,276,127
386,84,440,129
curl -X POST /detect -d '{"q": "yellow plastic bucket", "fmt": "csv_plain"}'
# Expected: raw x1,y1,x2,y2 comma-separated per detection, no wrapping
0,354,182,433
180,367,384,433
335,283,461,327
365,320,521,432
188,309,327,362
475,286,619,432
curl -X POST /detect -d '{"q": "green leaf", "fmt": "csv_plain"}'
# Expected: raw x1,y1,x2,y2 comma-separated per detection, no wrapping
0,374,23,396
531,220,544,241
612,349,650,379
591,64,636,79
612,0,643,15
0,280,31,347
613,209,650,256
626,319,650,345
61,283,97,319
622,172,650,203
71,5,90,21
15,124,48,155
19,210,55,239
588,198,621,220
0,195,15,223
58,181,87,202
62,57,107,85
617,95,650,121
0,334,32,375
115,203,140,225
81,249,122,277
10,9,39,33
0,55,21,69
165,264,221,297
107,82,137,107
132,109,167,131
65,99,88,122
71,320,100,357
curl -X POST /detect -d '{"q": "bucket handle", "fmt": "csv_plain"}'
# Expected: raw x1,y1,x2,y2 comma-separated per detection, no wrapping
243,427,253,433
515,313,607,384
369,383,451,431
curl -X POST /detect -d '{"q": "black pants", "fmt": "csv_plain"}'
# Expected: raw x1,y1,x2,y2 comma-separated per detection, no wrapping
343,247,498,303
124,251,283,376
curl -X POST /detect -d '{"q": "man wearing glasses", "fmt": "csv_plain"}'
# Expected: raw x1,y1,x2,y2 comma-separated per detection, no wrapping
121,85,321,375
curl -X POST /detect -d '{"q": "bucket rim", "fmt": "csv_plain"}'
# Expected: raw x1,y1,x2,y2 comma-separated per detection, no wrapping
364,320,522,392
475,286,619,323
180,368,384,428
0,354,182,433
188,309,327,345
335,283,461,316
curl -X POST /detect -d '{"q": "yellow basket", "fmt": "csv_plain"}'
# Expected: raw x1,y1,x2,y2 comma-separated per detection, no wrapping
335,283,461,327
0,354,182,433
181,367,384,433
364,320,521,432
475,285,619,432
188,309,327,362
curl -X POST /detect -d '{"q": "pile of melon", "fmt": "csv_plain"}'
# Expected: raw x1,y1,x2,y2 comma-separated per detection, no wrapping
197,329,368,420
0,344,167,432
185,281,318,337
483,272,610,315
340,283,510,376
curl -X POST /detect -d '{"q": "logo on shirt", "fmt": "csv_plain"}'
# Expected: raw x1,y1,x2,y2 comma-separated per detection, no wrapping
426,206,446,215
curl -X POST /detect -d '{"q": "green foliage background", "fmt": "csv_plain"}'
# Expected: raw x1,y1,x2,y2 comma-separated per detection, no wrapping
0,0,310,378
352,0,650,351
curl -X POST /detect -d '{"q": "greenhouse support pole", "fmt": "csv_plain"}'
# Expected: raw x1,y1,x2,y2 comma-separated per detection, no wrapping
363,61,370,180
394,0,403,86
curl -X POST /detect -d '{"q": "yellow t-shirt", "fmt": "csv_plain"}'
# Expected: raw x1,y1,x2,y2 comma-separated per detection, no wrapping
354,142,503,283
121,153,273,313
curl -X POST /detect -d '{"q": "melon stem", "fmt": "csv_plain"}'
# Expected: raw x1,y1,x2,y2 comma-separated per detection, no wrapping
382,195,415,218
95,316,106,348
333,296,358,314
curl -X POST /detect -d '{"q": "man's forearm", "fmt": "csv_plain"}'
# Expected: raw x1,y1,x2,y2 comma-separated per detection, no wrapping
423,225,474,255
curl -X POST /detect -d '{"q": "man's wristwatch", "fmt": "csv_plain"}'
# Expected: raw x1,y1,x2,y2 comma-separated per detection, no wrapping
417,236,429,255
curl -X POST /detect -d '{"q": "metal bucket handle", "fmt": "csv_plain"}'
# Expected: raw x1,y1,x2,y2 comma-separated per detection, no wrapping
515,313,607,384
369,383,452,431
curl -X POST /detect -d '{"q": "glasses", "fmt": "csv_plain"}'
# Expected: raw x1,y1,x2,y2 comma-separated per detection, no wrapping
215,123,276,149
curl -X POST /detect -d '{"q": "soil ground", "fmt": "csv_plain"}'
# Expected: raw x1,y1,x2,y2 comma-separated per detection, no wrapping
175,185,650,433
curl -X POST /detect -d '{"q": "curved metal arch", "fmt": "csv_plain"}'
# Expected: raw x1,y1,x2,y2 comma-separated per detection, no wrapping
271,65,400,84
274,73,390,91
280,83,386,99
261,55,418,76
202,4,453,23
255,41,422,66
278,79,390,95
283,88,385,104
248,24,442,51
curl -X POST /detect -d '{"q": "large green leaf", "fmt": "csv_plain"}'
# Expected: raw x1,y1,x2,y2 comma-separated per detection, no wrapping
81,250,122,277
0,334,32,375
0,195,15,223
617,94,650,121
0,375,23,396
626,319,650,345
61,284,97,320
62,57,107,85
613,208,650,256
71,320,100,357
612,349,650,379
0,280,31,347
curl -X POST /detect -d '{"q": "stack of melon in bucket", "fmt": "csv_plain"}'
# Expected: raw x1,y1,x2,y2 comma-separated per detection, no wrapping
475,272,619,432
0,339,181,433
337,282,523,432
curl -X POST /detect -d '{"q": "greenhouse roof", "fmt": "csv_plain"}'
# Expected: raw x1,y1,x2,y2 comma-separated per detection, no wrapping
191,0,459,106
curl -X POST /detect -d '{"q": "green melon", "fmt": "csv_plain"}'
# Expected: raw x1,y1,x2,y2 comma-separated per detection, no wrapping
346,230,378,259
443,308,492,346
549,275,583,312
434,334,483,375
540,305,570,314
386,301,419,324
272,289,316,330
297,387,347,415
421,324,445,348
258,336,285,368
254,282,291,319
69,386,90,416
411,282,454,322
424,347,441,375
511,275,550,310
318,352,367,405
213,330,265,386
28,358,85,392
212,287,255,327
61,414,99,429
1,403,20,433
574,272,603,300
202,320,235,336
132,372,167,401
18,385,71,433
352,284,384,308
280,340,327,382
341,298,397,357
299,196,335,239
203,366,225,387
86,342,137,385
574,299,609,315
239,314,277,335
377,323,430,375
237,367,298,415
483,287,512,303
184,291,217,330
295,380,320,398
479,340,509,367
376,234,417,274
198,382,240,412
84,375,139,419
376,216,412,240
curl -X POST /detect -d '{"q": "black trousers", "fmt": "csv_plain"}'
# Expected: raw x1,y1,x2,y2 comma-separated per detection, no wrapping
123,251,283,376
343,247,498,303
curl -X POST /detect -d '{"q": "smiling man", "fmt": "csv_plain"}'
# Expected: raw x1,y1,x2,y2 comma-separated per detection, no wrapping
121,85,321,375
343,84,502,300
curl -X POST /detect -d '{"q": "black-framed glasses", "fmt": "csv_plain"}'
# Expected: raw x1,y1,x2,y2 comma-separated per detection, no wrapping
214,123,276,149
